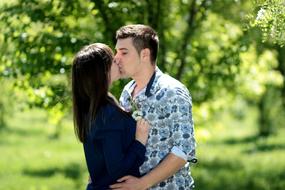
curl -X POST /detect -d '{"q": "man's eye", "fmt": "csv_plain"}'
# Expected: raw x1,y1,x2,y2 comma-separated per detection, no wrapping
122,52,127,55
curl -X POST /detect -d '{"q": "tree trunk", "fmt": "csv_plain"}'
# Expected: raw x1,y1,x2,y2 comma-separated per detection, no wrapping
91,0,121,45
258,90,271,137
144,0,169,71
276,46,285,108
175,0,211,80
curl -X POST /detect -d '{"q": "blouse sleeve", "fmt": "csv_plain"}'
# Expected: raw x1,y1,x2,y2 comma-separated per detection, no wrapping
101,113,146,180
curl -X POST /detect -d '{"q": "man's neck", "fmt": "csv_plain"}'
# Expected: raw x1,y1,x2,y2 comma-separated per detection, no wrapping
132,66,155,97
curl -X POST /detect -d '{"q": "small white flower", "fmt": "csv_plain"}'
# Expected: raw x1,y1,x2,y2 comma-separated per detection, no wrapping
132,110,143,121
256,8,266,21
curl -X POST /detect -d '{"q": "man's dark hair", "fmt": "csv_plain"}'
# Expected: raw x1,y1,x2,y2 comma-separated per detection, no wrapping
116,24,159,64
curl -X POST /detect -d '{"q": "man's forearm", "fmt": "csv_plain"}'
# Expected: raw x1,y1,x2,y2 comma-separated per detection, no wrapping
140,153,187,189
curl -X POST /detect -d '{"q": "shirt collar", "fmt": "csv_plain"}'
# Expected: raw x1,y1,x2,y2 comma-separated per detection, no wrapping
145,70,156,97
127,67,162,98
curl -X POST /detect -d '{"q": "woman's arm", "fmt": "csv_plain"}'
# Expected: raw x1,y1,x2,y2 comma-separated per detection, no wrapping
102,118,149,181
102,132,145,180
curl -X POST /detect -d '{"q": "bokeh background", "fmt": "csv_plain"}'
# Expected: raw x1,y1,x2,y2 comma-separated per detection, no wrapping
0,0,285,189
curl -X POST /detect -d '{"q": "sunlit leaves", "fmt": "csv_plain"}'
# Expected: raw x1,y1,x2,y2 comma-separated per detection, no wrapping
238,45,283,101
0,0,91,115
0,0,284,136
251,0,285,46
180,12,244,103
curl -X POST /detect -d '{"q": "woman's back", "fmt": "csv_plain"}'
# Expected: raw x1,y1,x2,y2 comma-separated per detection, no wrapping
84,103,146,190
71,43,149,190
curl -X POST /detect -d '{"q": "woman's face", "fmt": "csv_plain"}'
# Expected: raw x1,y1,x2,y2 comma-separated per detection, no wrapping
110,59,120,84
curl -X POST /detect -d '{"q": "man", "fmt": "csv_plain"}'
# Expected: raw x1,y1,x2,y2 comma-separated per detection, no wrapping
110,24,197,190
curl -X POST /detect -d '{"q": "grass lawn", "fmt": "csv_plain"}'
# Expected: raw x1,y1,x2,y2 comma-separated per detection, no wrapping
193,109,285,190
0,108,284,190
0,109,88,190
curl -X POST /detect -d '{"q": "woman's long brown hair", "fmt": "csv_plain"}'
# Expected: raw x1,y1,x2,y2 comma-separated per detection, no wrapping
72,43,114,142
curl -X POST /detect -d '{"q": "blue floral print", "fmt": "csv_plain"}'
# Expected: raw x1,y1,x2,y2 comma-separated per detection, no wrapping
120,68,196,190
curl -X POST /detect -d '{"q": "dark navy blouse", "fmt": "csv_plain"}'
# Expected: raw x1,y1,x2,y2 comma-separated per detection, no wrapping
83,103,146,190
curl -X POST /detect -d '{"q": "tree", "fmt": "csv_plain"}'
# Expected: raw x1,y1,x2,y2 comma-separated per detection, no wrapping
250,0,285,46
1,0,284,137
246,0,285,136
0,0,94,136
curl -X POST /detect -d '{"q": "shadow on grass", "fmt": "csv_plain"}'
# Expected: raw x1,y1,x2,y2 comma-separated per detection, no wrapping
244,143,285,153
223,135,259,145
194,155,285,190
221,135,285,153
22,162,83,180
197,157,242,171
4,127,44,137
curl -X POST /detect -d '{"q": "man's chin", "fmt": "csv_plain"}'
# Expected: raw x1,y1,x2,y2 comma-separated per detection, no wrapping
119,72,129,79
119,75,129,79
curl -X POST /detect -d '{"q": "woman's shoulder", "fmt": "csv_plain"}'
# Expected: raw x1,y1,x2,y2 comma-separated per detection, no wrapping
97,103,135,130
100,103,122,118
90,103,136,140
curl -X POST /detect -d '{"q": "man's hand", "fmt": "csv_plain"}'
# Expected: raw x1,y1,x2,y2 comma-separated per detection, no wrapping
110,154,186,190
109,175,147,190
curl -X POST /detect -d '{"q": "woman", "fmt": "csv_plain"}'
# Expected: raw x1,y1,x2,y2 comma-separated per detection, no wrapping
72,43,149,190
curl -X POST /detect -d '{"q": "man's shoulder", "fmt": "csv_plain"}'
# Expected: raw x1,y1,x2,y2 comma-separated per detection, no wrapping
157,73,189,93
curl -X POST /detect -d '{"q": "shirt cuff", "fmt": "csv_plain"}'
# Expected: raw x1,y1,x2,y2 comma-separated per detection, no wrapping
170,146,187,161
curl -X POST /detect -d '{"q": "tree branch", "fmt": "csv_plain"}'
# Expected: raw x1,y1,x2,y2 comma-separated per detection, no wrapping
175,0,211,80
91,0,116,43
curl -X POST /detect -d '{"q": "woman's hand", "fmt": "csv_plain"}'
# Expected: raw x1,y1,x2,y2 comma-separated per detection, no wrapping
135,119,150,145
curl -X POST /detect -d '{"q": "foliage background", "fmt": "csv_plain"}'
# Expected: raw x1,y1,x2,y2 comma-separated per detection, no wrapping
0,0,284,189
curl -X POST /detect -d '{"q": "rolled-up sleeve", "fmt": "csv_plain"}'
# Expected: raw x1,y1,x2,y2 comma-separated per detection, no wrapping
166,87,197,163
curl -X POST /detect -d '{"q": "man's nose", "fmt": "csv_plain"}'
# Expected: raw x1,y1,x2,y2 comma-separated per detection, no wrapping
114,54,120,65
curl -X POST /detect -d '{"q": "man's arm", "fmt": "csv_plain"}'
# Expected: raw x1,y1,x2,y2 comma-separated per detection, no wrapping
110,153,186,190
140,153,186,188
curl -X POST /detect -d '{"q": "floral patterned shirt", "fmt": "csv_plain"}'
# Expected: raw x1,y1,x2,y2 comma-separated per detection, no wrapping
119,68,197,190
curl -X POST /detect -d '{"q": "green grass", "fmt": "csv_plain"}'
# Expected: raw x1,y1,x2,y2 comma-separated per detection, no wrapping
192,108,285,190
0,108,284,190
0,109,88,190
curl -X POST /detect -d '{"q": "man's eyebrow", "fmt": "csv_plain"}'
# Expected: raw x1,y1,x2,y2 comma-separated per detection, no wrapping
116,47,128,51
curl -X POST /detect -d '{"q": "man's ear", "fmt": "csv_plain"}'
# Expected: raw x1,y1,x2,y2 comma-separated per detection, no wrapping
140,48,150,61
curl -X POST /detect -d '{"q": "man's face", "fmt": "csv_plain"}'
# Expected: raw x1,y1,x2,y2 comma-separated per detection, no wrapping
115,38,141,78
